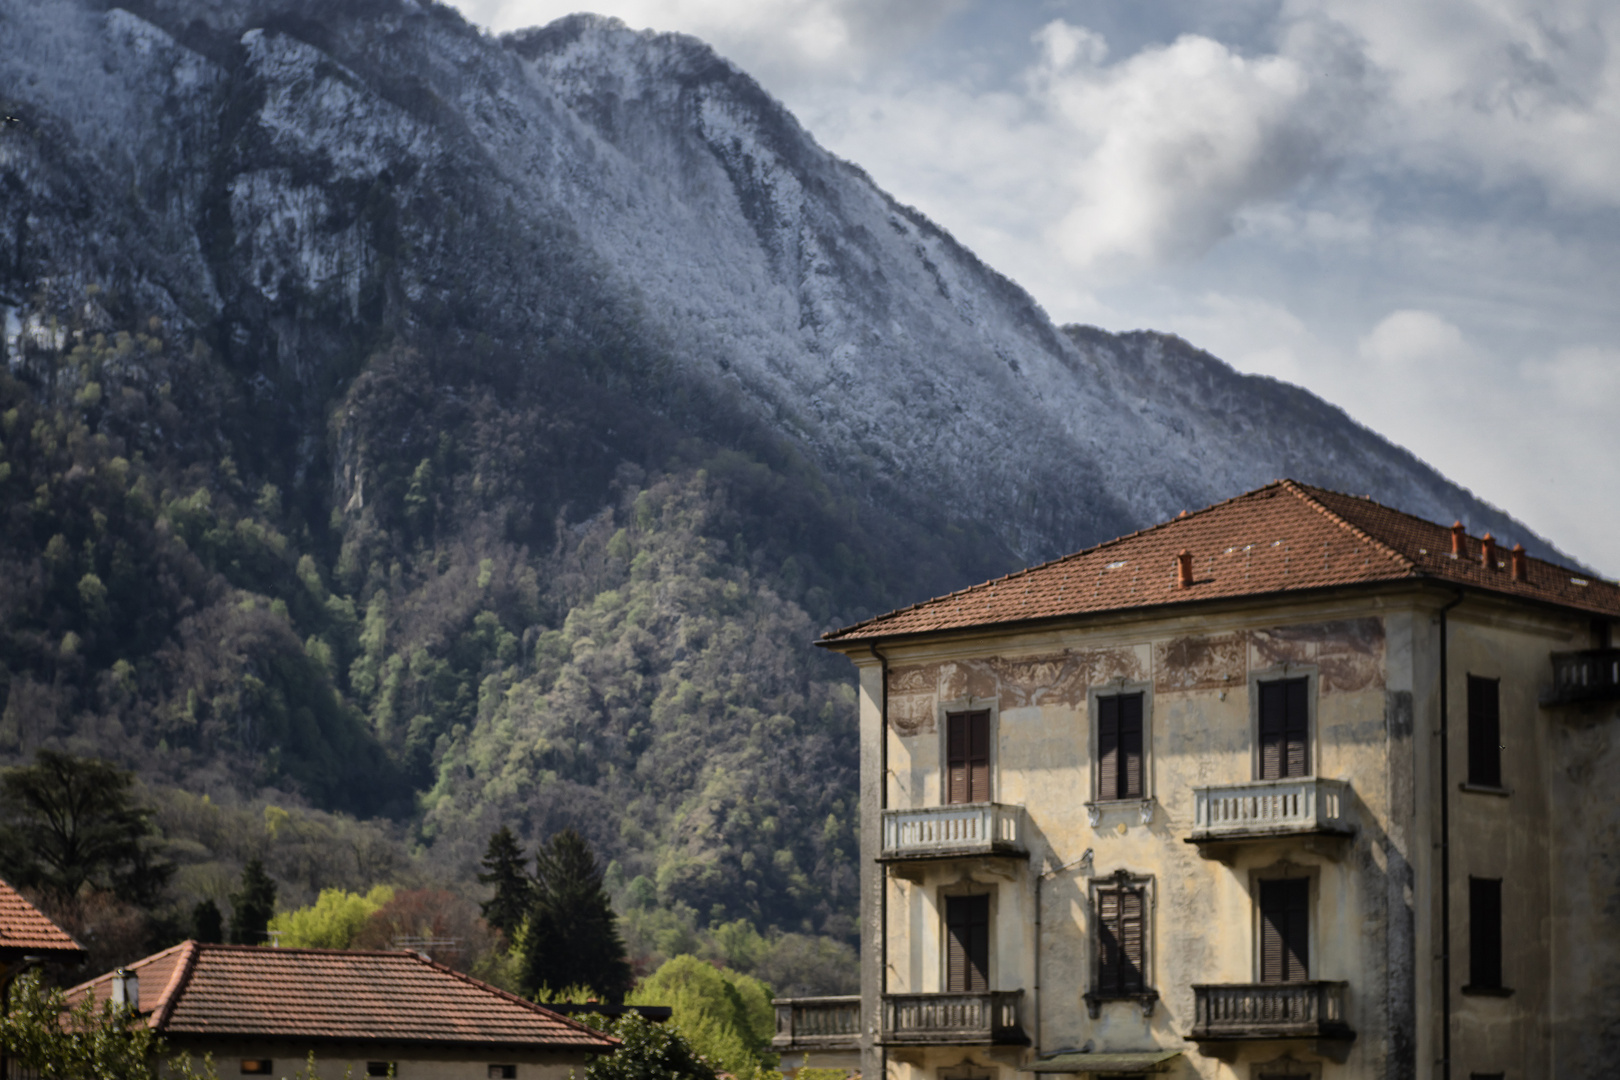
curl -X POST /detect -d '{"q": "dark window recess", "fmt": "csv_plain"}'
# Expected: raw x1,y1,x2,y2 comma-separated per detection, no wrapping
365,1065,394,1078
489,1068,517,1080
1096,886,1147,995
1097,693,1145,800
240,1064,273,1077
1259,878,1310,983
1467,676,1502,788
946,710,991,804
1469,878,1504,990
1258,678,1310,779
945,894,990,992
1468,1074,1504,1080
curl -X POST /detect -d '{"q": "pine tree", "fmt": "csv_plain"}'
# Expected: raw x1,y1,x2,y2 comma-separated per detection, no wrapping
192,899,224,944
520,829,631,1000
229,858,277,945
477,825,532,939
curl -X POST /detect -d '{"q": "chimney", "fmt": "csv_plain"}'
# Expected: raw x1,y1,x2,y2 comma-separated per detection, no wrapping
1177,550,1194,589
1511,544,1527,582
111,968,139,1012
1480,532,1497,570
1451,521,1466,556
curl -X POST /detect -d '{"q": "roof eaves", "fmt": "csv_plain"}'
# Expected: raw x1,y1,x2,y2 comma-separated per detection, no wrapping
148,940,198,1031
425,955,620,1047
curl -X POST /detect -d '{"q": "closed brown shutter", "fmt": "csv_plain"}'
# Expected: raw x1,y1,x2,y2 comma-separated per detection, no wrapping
1119,693,1144,798
1469,877,1503,989
946,894,989,992
1097,888,1121,992
1467,676,1501,788
1097,886,1146,994
1259,678,1309,779
1097,696,1120,801
946,711,990,804
1259,878,1309,983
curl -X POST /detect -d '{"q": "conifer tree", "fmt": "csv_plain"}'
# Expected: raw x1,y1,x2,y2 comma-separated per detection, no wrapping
192,899,224,944
477,825,532,939
520,829,630,1000
229,858,277,945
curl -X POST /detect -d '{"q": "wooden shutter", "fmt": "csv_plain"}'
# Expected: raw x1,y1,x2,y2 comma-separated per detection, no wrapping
1119,693,1144,799
1469,878,1502,989
947,713,967,804
1259,678,1309,779
1097,696,1120,801
946,894,989,992
1097,888,1121,993
1259,878,1309,983
1467,676,1501,788
967,710,990,803
1096,886,1146,994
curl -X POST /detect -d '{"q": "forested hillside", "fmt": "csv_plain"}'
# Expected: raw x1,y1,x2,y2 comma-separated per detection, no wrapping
0,0,1578,978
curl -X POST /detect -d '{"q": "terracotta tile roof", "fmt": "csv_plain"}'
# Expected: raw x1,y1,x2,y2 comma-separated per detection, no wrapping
0,877,84,959
822,480,1620,643
66,943,616,1049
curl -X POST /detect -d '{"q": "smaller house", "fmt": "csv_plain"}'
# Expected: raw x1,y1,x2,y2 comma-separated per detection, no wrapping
0,876,86,977
68,942,616,1079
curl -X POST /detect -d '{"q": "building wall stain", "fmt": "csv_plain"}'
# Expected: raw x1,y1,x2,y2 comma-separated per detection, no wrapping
1251,617,1385,692
1154,632,1246,691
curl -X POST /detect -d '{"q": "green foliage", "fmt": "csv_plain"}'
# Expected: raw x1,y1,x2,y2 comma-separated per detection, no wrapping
521,829,631,1000
268,884,395,949
477,825,532,939
0,971,215,1080
0,749,172,904
579,1011,717,1080
192,898,224,943
230,857,277,945
629,956,778,1080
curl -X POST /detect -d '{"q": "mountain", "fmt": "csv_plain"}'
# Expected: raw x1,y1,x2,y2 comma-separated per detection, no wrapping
0,0,1576,945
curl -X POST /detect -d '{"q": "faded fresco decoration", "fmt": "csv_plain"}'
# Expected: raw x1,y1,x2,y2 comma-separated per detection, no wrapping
887,664,940,735
1250,617,1386,692
1154,632,1246,692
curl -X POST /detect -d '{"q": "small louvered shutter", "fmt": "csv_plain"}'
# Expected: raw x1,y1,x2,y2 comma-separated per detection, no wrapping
1259,678,1309,779
1097,888,1120,993
1467,676,1501,788
1259,681,1286,779
1469,877,1503,989
1119,887,1145,992
946,895,989,992
947,713,967,804
967,710,990,803
1284,678,1309,777
1260,878,1309,983
1098,696,1120,801
1119,693,1144,798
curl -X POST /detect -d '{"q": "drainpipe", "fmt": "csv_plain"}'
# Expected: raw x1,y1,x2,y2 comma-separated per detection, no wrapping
870,644,890,1080
1034,849,1092,1056
1437,591,1464,1080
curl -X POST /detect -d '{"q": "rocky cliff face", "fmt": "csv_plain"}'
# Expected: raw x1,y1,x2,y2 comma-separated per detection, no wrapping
2,0,1557,564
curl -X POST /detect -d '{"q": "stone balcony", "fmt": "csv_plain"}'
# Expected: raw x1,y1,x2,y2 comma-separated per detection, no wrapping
1543,649,1620,705
879,803,1026,863
881,991,1028,1046
1189,981,1354,1044
772,996,861,1052
1186,778,1353,859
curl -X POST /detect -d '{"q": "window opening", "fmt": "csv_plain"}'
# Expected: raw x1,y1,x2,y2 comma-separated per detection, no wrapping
944,893,990,992
1259,878,1310,983
489,1068,517,1080
1097,692,1144,800
240,1063,274,1076
1468,878,1504,991
1467,676,1502,788
365,1065,395,1078
1258,678,1310,779
1096,882,1147,995
946,710,991,804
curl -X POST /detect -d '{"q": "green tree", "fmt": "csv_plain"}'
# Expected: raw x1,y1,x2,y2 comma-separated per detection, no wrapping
629,955,777,1080
268,885,394,949
477,825,532,938
229,858,277,945
0,970,218,1079
580,1010,716,1080
519,829,630,1000
0,749,172,904
192,899,224,944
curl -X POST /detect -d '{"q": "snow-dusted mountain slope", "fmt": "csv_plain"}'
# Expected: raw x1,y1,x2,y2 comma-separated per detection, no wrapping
0,0,1564,564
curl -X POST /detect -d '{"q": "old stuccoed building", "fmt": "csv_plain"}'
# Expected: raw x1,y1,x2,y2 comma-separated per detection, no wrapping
774,480,1620,1080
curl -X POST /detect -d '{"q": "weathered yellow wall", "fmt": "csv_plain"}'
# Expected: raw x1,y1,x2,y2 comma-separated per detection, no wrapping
160,1042,592,1080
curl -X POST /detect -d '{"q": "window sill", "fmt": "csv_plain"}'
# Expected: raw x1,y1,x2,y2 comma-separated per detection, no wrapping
1085,799,1156,827
1083,989,1158,1019
1459,782,1511,797
1460,985,1514,997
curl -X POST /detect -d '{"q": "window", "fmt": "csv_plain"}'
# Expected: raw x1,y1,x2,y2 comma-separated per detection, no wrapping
1468,877,1504,992
944,894,990,992
1259,878,1310,983
945,710,991,804
366,1065,395,1078
489,1068,517,1080
240,1063,273,1076
1467,676,1502,788
1096,692,1144,801
1258,678,1310,779
1095,881,1147,995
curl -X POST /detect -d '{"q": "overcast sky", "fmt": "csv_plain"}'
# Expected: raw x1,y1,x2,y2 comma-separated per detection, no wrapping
447,0,1620,577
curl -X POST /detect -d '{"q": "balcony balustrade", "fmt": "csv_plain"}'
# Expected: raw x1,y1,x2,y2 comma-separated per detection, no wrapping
1543,649,1620,705
1187,778,1352,852
1190,982,1353,1042
880,803,1025,861
881,991,1027,1046
771,996,861,1052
